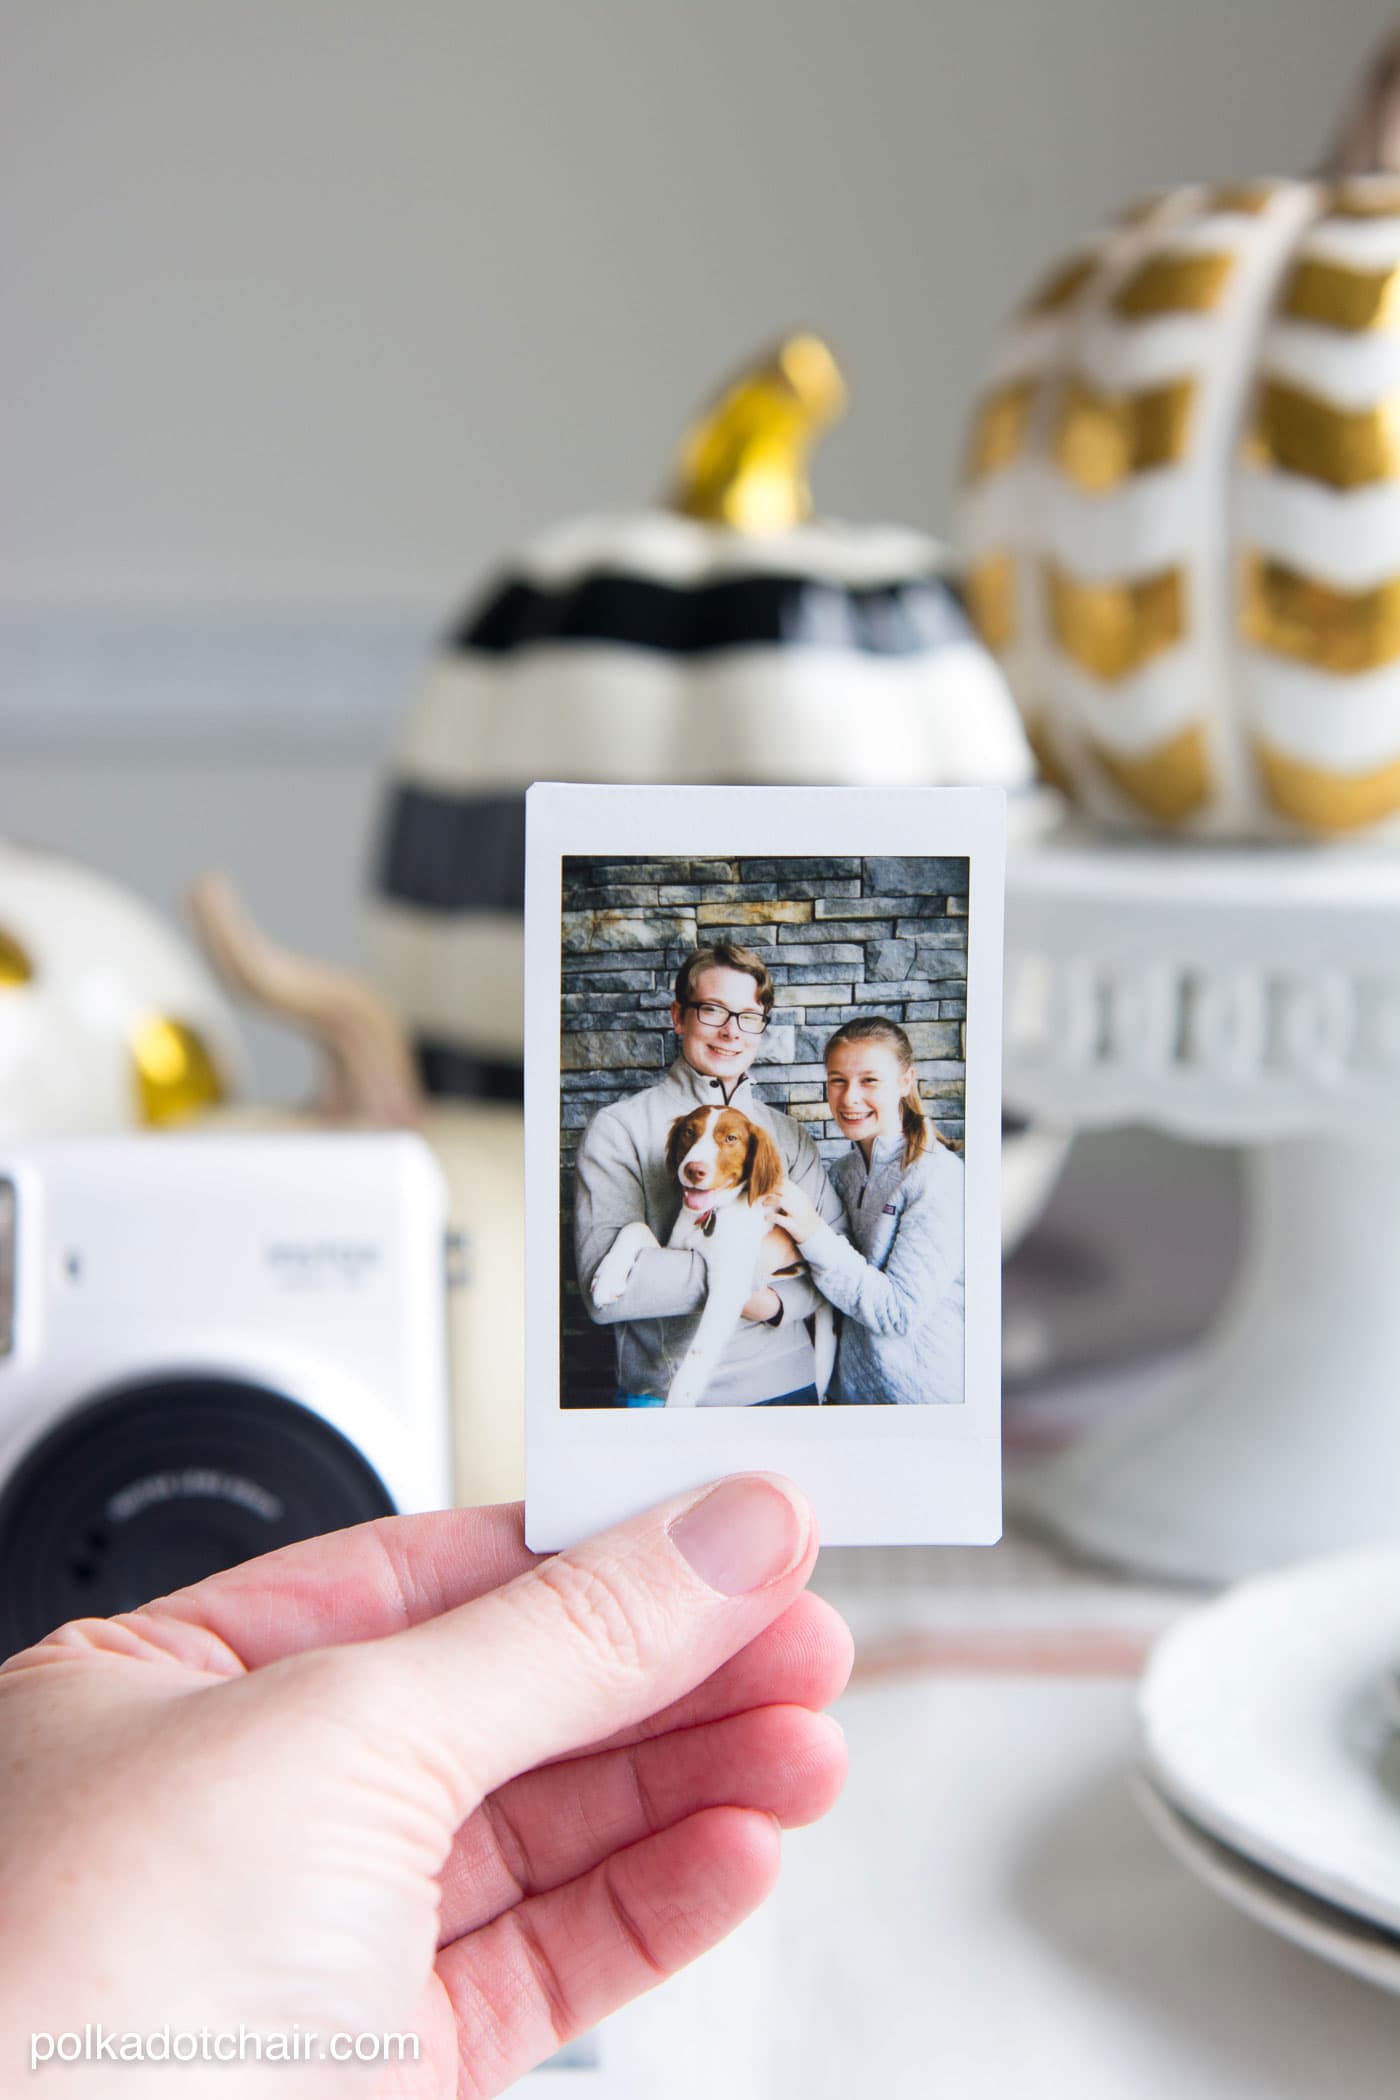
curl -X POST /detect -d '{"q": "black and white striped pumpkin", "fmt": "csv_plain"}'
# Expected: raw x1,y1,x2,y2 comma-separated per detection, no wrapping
368,337,1032,1100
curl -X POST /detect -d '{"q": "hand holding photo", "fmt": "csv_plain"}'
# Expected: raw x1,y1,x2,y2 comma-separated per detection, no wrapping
525,785,1004,1549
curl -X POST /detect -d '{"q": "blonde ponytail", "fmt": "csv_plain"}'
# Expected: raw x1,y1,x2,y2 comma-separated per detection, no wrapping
898,1084,929,1171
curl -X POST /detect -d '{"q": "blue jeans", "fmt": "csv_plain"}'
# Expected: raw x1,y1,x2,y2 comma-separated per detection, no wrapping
616,1385,820,1409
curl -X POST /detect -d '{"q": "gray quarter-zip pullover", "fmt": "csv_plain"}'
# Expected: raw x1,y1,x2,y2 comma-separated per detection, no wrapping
802,1128,964,1404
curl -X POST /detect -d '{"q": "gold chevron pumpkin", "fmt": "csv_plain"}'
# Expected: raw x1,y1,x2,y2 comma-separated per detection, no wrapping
957,41,1400,841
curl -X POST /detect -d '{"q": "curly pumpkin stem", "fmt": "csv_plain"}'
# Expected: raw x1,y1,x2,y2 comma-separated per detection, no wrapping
668,333,848,533
186,872,425,1127
1323,26,1400,176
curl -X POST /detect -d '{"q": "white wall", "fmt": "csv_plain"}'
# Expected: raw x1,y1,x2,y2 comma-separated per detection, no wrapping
5,0,1394,682
2,0,1394,1092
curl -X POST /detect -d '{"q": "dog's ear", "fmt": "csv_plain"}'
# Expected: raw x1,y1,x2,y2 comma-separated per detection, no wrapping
746,1122,785,1203
666,1110,699,1180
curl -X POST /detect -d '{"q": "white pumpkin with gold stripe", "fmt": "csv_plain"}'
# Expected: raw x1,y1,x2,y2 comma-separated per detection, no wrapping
960,34,1400,839
0,841,245,1136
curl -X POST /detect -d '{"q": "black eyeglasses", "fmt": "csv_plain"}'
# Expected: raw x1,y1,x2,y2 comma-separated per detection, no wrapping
682,1000,769,1037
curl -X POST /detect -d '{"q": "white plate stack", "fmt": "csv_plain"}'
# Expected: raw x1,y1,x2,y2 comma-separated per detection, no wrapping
1137,1546,1400,1994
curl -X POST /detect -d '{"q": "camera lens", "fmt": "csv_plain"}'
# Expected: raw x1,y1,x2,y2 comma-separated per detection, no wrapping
0,1375,396,1655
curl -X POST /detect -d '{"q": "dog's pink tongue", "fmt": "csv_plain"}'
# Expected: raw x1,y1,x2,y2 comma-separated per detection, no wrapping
682,1188,712,1211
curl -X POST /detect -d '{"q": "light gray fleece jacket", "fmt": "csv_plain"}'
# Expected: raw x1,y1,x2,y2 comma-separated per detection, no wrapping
802,1128,964,1405
574,1057,845,1404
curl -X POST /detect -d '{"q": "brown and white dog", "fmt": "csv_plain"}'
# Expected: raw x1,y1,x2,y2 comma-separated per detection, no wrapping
591,1103,828,1407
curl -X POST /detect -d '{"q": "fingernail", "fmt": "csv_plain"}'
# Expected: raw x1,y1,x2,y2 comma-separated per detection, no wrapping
670,1476,809,1595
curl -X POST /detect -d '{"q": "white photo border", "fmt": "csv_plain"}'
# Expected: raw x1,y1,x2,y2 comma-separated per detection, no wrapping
524,783,1004,1550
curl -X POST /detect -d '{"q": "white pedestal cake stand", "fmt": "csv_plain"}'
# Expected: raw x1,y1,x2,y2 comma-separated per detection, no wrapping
1005,828,1400,1586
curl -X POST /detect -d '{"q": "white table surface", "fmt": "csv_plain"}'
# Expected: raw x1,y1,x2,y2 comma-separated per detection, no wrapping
571,1525,1399,2099
772,1662,1398,2100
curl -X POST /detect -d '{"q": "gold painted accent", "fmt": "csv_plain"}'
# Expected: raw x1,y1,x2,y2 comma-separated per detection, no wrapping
669,333,848,533
1024,713,1074,796
130,1016,226,1126
1093,723,1213,824
1207,184,1276,216
1115,193,1172,229
1022,254,1096,316
1255,739,1400,831
1240,419,1270,471
1053,376,1196,492
1113,251,1234,318
1281,255,1400,332
1048,562,1186,681
1247,377,1400,489
1329,178,1400,220
964,554,1017,652
0,930,33,987
963,381,1035,481
1242,553,1400,673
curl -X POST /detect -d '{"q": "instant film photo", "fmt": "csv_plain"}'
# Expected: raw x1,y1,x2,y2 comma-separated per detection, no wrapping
524,783,1004,1550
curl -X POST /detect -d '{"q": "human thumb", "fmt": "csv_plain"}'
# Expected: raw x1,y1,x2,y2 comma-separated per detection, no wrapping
346,1474,816,1819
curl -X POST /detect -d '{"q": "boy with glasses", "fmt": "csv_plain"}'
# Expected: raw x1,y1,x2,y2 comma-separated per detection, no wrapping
575,942,845,1406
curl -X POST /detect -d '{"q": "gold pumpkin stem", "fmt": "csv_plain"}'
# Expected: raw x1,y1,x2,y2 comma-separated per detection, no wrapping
668,333,848,533
1323,27,1400,175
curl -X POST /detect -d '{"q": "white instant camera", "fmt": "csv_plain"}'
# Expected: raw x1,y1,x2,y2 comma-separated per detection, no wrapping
0,1131,452,1654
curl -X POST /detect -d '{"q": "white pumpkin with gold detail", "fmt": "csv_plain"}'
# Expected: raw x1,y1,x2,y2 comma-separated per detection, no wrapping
0,842,244,1136
960,32,1400,839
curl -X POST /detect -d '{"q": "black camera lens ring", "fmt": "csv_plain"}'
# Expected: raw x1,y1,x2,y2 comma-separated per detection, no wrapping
0,1373,397,1657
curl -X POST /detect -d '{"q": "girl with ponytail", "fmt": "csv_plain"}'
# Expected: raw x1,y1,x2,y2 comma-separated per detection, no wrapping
767,1016,964,1405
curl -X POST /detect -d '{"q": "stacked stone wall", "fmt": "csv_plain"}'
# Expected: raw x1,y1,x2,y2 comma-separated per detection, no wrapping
558,853,968,1404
